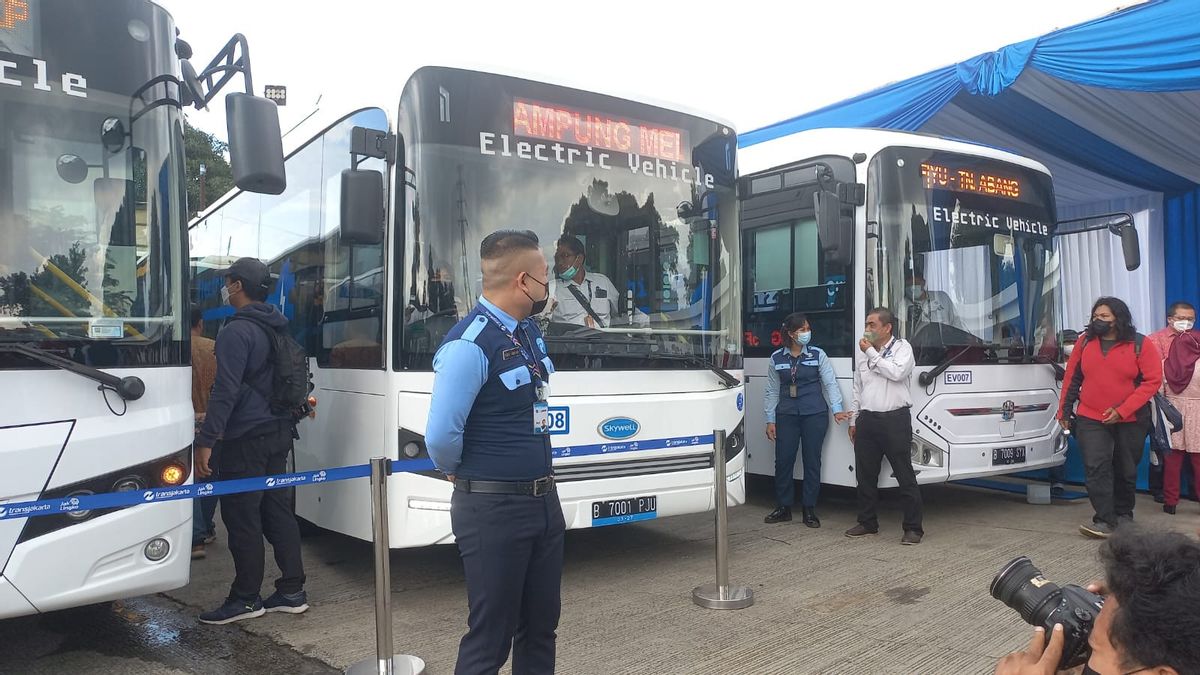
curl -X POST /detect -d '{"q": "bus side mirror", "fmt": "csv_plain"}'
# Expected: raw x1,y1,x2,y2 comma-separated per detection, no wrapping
1118,223,1140,271
815,189,851,267
226,93,286,195
340,169,384,246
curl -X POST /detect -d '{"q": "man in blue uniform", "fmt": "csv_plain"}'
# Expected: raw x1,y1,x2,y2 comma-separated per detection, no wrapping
426,229,563,675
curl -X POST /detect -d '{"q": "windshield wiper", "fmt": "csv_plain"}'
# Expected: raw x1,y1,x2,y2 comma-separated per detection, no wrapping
653,352,740,389
916,346,972,387
0,344,145,400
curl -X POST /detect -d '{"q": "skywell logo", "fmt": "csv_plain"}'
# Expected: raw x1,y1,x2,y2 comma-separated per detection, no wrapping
598,417,640,440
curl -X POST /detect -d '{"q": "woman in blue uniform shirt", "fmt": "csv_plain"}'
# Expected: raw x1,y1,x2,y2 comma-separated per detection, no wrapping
764,313,850,526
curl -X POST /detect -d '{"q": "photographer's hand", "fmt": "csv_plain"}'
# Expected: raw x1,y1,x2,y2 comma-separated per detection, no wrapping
994,624,1065,675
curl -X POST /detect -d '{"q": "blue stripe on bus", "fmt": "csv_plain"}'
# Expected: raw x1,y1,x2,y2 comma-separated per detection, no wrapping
552,434,715,460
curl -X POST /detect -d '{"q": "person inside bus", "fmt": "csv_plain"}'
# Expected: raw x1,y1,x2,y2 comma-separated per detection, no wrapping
1161,303,1200,516
190,305,219,560
1150,301,1197,508
551,234,620,328
1057,297,1161,539
762,312,851,527
902,271,963,333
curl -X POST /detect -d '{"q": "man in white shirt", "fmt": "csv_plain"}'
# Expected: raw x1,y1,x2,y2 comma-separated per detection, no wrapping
551,235,620,328
845,307,924,545
901,272,962,333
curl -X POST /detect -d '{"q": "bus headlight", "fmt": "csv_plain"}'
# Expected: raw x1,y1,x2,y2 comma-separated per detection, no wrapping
144,538,170,562
911,436,945,468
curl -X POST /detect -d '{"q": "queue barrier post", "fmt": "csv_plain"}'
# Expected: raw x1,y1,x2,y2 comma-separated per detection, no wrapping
691,429,754,610
346,457,426,675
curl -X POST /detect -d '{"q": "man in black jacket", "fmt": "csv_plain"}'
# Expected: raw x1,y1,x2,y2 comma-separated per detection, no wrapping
195,258,308,624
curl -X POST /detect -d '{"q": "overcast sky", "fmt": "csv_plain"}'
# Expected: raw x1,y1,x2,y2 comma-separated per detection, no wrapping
161,0,1128,144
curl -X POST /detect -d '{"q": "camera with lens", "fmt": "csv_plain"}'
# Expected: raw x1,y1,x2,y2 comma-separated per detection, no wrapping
991,556,1104,670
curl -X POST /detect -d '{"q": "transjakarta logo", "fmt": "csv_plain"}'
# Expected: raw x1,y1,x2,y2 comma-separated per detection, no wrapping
2,503,50,517
143,491,156,501
598,417,640,440
265,478,276,487
155,488,193,500
267,476,307,487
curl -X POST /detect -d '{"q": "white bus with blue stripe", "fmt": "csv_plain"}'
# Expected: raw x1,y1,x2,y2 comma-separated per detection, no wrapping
0,0,284,618
189,66,745,547
738,129,1134,489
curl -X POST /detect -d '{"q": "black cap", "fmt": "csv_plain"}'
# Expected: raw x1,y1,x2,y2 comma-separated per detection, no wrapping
225,257,272,291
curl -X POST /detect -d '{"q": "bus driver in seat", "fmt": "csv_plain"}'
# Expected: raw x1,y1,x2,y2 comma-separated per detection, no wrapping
550,234,649,329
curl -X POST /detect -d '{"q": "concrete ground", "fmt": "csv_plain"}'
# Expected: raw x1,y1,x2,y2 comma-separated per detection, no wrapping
3,477,1199,675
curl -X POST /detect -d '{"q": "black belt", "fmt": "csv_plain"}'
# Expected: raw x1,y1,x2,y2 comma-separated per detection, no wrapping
860,407,911,418
453,476,555,497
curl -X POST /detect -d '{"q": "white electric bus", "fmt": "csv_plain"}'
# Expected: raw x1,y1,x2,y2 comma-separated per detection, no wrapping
738,129,1137,488
189,66,746,548
0,0,283,618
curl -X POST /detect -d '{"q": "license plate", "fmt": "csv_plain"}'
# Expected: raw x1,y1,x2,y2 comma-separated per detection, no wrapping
992,446,1026,466
591,496,657,527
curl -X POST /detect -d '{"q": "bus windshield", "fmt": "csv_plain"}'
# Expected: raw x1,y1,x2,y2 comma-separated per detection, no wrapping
397,68,742,371
0,0,186,366
868,147,1059,367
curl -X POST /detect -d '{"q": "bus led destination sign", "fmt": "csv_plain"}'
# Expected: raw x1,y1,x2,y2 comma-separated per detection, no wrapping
921,162,1021,200
513,98,689,163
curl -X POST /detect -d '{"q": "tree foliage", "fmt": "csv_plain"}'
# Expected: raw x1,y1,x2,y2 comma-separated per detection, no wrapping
184,122,233,219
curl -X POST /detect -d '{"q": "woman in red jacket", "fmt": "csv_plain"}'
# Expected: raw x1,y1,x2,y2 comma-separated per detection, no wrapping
1058,297,1162,539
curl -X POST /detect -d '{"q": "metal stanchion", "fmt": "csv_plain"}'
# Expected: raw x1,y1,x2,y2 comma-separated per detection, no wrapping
347,457,426,675
692,429,755,610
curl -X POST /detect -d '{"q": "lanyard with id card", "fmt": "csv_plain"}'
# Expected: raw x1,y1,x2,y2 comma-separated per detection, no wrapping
789,353,801,399
479,305,551,435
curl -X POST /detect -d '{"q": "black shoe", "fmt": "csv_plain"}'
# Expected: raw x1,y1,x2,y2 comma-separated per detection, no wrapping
263,590,309,614
1165,504,1177,515
764,507,792,524
1154,492,1166,504
901,531,923,546
1079,521,1114,539
802,508,821,528
198,597,265,625
844,524,878,538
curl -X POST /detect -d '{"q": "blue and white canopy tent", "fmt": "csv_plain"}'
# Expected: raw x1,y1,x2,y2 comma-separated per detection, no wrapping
743,0,1200,335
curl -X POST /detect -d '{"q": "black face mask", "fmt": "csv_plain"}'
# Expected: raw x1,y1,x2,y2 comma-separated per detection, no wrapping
1090,318,1114,337
522,274,550,316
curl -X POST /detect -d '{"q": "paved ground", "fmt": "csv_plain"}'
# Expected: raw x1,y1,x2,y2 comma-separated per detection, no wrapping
3,477,1199,675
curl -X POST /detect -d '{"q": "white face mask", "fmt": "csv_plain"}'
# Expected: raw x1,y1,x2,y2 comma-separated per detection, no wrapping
221,286,232,305
1174,319,1195,332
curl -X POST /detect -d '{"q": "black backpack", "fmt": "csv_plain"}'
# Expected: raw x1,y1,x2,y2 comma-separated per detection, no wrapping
232,313,312,417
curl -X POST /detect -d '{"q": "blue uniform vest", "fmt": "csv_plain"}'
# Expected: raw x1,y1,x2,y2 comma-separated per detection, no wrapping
771,347,828,417
439,305,555,481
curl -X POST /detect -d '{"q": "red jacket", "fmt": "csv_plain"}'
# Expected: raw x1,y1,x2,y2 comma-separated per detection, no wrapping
1058,335,1162,423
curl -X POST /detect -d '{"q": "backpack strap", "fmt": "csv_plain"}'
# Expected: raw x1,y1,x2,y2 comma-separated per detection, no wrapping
229,313,277,401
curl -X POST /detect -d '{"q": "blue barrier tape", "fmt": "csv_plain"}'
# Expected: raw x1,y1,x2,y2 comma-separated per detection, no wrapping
0,458,437,521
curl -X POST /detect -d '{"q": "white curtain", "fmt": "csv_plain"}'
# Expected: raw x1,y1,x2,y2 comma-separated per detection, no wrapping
1055,193,1164,334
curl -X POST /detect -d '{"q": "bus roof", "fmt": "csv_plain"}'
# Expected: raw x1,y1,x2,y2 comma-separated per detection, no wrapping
738,127,1053,179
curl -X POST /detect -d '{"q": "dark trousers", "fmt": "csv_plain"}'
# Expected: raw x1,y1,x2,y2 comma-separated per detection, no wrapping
451,489,565,675
1074,417,1149,526
773,412,830,508
854,409,923,534
217,424,305,601
192,495,218,545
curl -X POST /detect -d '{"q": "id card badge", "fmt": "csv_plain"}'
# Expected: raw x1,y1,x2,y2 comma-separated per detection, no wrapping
533,401,550,435
789,384,798,398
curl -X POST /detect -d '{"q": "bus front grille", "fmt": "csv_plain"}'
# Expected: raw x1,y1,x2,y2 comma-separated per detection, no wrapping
553,453,713,482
